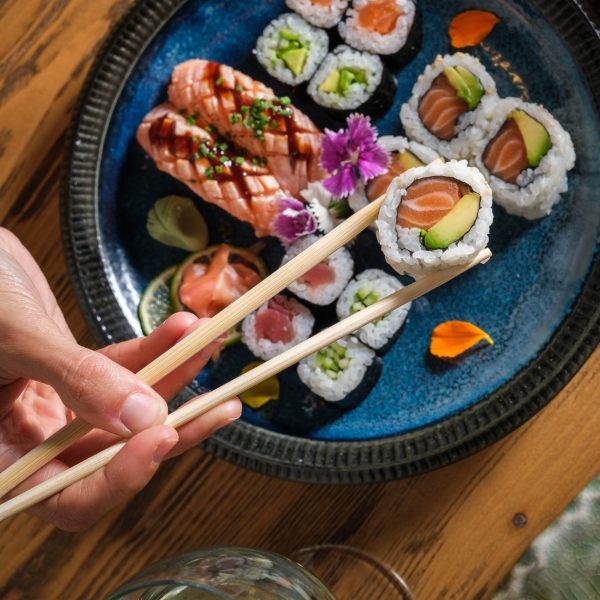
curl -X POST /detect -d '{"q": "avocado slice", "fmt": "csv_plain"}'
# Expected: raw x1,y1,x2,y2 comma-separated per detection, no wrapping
280,48,308,76
339,69,357,93
319,69,340,93
399,151,424,171
279,29,300,41
509,109,552,168
421,192,480,250
443,67,484,111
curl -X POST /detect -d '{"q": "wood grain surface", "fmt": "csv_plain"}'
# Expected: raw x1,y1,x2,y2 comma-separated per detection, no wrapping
1,1,599,598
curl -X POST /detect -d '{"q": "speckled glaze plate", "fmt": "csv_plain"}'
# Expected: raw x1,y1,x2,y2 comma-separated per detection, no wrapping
62,0,600,482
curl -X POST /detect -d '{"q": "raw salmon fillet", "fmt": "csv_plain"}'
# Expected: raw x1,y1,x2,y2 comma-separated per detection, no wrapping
482,119,528,184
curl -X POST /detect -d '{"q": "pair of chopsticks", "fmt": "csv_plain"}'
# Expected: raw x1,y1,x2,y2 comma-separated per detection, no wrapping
0,193,491,521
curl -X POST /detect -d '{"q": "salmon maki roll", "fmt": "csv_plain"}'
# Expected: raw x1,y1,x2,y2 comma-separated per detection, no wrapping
167,59,325,197
472,98,575,219
400,53,497,160
136,104,316,241
376,160,493,277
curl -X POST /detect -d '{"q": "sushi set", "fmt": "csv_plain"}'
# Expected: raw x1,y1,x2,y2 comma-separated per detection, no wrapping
63,0,600,481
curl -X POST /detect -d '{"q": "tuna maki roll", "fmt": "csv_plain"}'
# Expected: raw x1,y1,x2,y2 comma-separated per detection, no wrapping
400,53,498,160
472,98,575,219
255,13,329,85
297,337,375,402
376,160,493,277
286,0,349,29
307,45,396,117
242,294,315,361
282,234,354,305
336,269,411,350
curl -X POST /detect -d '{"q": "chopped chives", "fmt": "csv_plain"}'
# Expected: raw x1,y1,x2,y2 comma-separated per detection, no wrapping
215,76,223,86
215,165,224,174
235,84,244,93
234,156,244,166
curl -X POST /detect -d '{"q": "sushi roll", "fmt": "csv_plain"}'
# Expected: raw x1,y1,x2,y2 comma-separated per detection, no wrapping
400,53,498,160
376,160,493,277
297,337,375,402
286,0,349,29
348,135,440,214
282,234,354,305
307,45,397,117
242,294,315,361
338,0,418,66
255,13,329,85
472,98,576,219
336,269,411,350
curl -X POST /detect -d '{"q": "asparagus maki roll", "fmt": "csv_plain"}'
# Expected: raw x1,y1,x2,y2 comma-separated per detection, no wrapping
472,98,576,219
282,234,354,305
336,269,411,350
255,13,329,85
307,45,397,117
376,160,493,277
297,337,375,402
400,53,498,160
286,0,349,29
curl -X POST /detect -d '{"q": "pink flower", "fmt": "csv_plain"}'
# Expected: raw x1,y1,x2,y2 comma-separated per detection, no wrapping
273,197,317,244
320,114,389,197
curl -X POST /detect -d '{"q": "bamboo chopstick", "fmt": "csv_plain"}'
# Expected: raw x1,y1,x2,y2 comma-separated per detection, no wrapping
0,195,385,500
0,249,491,521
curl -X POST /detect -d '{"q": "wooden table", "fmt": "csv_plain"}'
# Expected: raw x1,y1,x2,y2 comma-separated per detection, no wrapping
1,1,599,598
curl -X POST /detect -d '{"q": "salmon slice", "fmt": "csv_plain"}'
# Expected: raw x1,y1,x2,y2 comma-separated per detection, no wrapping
168,59,325,197
357,0,403,35
482,119,528,184
366,151,423,201
418,74,469,141
397,176,470,229
136,104,284,237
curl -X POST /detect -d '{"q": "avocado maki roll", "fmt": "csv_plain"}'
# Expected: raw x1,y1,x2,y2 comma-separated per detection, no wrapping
255,13,329,85
376,160,493,277
297,336,375,402
336,269,411,350
307,45,396,117
400,53,498,160
286,0,349,29
472,98,575,219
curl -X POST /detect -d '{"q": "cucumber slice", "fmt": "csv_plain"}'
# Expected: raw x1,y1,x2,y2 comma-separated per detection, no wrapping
138,266,176,335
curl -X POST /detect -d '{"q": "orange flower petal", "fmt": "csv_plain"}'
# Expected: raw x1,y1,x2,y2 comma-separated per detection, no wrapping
449,10,500,48
430,320,493,358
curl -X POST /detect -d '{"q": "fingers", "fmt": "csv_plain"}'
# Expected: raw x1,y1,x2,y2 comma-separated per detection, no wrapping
23,426,178,531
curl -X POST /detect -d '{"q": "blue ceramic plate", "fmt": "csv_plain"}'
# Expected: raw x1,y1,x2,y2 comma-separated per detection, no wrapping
63,0,600,481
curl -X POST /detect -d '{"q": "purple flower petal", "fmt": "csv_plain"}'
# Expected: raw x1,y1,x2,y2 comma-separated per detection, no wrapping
346,113,378,150
273,197,317,244
321,128,351,172
357,143,390,181
323,163,357,197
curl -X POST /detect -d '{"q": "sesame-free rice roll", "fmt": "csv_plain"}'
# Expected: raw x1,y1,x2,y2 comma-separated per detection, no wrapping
400,53,498,160
472,97,576,219
286,0,349,29
376,160,493,277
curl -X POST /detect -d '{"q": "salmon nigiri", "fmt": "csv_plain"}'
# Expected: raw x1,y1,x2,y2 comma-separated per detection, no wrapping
168,60,325,197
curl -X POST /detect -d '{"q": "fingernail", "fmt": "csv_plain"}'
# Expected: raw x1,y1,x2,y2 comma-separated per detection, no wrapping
120,393,166,433
153,434,178,463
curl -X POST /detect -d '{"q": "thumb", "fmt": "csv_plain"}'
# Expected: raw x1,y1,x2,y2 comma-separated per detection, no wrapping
13,330,167,436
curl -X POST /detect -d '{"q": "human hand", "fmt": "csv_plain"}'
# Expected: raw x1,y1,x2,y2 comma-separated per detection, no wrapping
0,227,241,530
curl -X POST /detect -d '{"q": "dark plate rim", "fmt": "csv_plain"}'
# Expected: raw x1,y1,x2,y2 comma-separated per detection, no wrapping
61,0,600,483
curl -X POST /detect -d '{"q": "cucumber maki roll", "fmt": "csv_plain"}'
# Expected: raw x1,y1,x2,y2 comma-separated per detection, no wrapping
282,234,354,305
376,160,493,277
400,53,498,160
307,45,397,117
286,0,349,29
472,98,575,219
255,13,329,85
336,269,411,350
297,336,375,402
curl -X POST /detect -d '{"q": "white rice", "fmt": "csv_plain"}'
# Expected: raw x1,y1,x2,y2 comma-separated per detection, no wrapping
472,97,576,219
242,295,315,361
297,336,375,402
286,0,349,29
375,160,494,277
336,269,411,349
255,13,329,85
400,53,498,159
282,234,354,304
307,45,384,111
348,135,441,215
338,0,416,55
